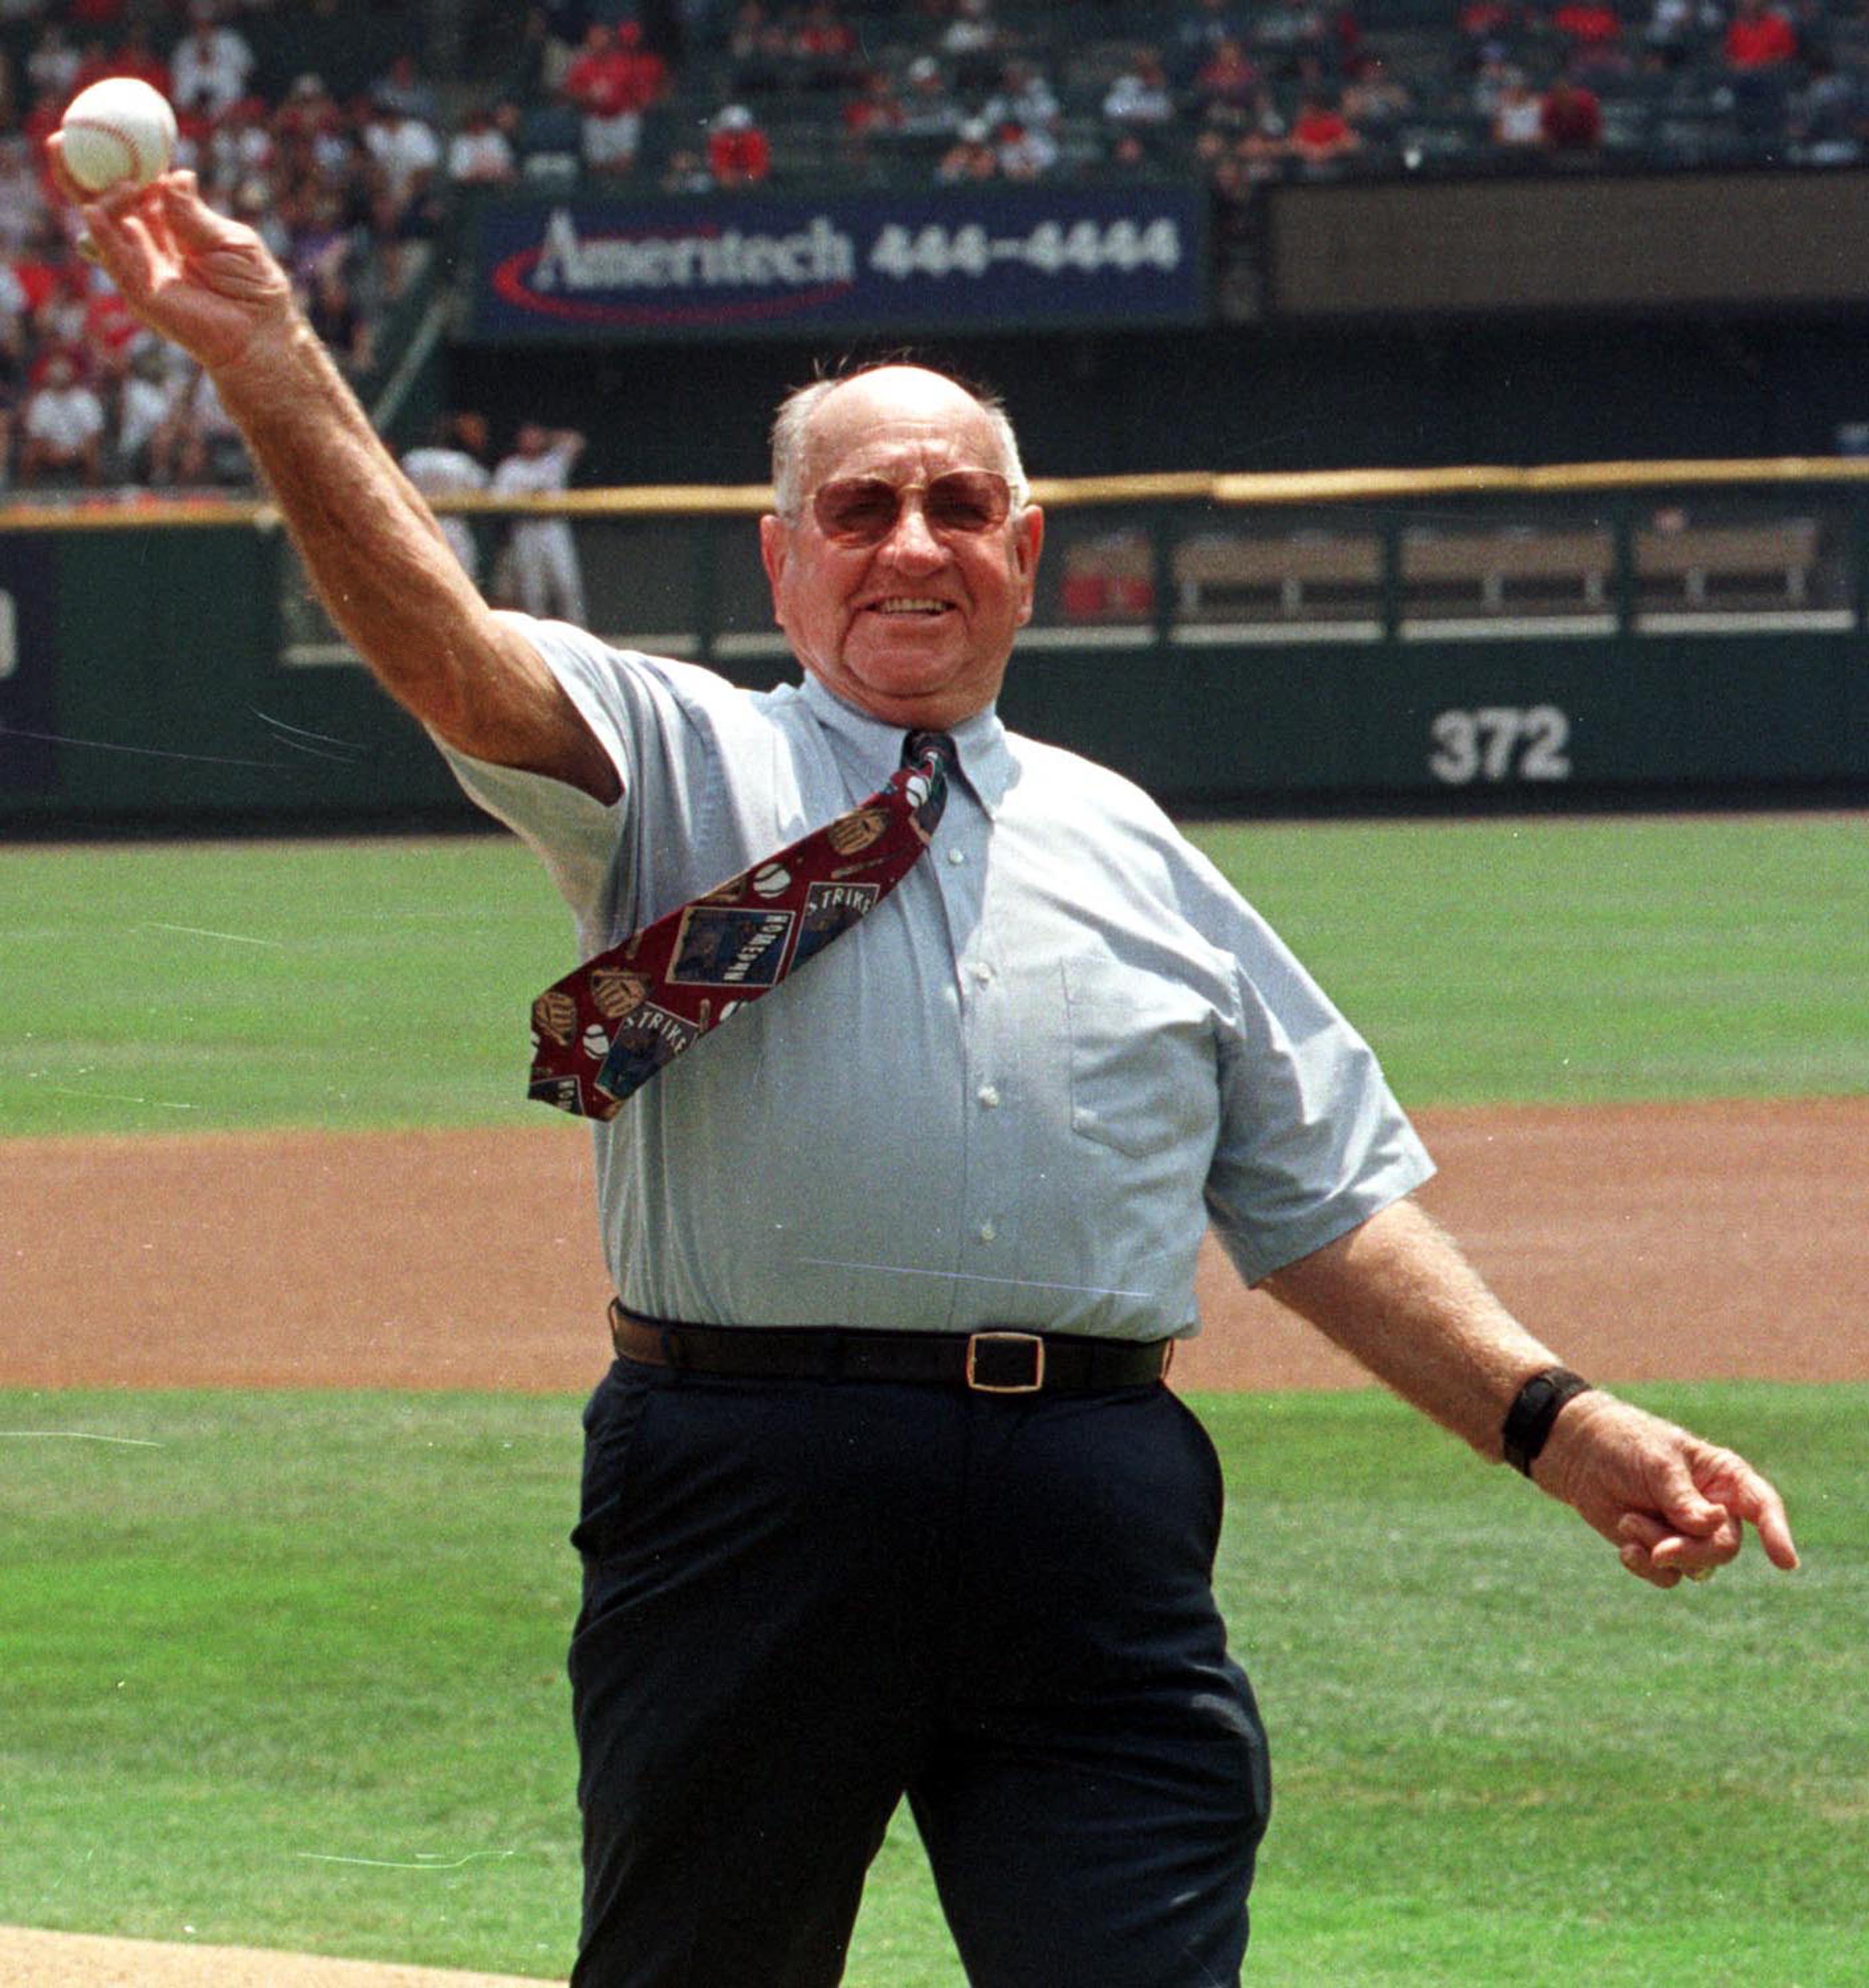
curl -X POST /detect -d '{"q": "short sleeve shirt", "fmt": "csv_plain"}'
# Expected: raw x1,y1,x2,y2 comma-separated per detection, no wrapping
441,620,1434,1339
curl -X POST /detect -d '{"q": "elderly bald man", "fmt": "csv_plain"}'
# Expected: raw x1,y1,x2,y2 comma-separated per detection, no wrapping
58,151,1797,1988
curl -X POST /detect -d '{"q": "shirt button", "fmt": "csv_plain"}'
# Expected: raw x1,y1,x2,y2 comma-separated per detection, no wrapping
976,1083,1001,1109
970,963,993,985
977,1219,997,1243
946,847,966,865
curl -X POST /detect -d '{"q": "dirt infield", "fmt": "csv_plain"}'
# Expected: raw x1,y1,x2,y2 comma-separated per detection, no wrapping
5,1098,1864,1394
4,1096,1862,1985
0,1927,548,1988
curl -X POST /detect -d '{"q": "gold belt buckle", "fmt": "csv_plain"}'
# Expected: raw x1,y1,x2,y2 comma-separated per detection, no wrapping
965,1331,1046,1394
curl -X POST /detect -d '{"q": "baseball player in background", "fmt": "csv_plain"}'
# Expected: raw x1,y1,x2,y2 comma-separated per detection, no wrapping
399,410,491,584
492,418,588,623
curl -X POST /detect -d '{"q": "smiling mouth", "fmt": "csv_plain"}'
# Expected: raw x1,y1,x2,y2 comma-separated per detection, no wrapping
870,597,952,616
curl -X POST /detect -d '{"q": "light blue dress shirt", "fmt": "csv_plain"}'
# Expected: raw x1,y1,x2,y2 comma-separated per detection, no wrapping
443,618,1434,1341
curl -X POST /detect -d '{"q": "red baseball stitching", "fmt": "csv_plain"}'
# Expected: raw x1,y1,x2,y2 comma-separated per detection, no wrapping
64,117,158,188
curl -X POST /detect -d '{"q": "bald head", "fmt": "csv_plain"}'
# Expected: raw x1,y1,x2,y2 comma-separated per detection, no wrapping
756,361,1046,729
769,364,1029,522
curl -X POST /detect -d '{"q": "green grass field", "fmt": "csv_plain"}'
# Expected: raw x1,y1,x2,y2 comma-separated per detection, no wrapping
2,816,1864,1983
2,814,1864,1136
2,1385,1858,1985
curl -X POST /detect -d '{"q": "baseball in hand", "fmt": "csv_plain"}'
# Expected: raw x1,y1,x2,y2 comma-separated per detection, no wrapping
58,78,178,194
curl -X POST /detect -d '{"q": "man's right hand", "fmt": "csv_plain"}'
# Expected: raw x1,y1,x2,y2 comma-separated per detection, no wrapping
48,148,295,376
47,140,622,802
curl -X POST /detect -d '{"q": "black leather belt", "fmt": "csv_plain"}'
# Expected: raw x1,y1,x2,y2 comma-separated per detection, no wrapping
608,1301,1174,1394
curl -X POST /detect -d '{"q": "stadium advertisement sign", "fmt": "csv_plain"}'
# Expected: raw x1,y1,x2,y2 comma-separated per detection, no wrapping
467,186,1209,341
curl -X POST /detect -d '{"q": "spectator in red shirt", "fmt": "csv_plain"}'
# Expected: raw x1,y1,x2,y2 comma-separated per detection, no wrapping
1552,1,1621,48
563,23,667,177
1289,92,1363,164
1724,0,1798,68
707,103,771,186
1540,70,1603,148
563,25,632,116
1551,0,1628,70
1724,0,1799,148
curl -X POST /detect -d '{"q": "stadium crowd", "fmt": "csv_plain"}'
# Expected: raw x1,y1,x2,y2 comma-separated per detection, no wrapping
3,0,1859,493
1,0,434,492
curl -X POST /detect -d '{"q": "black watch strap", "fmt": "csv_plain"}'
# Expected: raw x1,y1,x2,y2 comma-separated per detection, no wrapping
1502,1366,1593,1476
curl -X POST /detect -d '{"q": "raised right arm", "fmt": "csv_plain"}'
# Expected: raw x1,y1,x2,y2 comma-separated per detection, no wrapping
58,155,618,802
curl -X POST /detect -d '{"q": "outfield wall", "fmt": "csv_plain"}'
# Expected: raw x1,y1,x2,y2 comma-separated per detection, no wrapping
3,464,1866,832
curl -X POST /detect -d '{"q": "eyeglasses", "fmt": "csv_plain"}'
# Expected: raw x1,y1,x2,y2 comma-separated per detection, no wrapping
809,470,1013,547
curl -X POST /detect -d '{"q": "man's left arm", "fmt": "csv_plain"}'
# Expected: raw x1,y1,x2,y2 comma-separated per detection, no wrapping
1261,1197,1801,1588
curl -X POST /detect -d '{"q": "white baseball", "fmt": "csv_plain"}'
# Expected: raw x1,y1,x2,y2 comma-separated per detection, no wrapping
59,78,177,194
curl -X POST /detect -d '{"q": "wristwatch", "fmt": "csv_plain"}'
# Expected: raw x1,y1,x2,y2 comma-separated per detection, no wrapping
1501,1366,1593,1476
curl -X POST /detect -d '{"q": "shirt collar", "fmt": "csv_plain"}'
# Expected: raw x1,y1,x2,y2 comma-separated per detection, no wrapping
799,671,1014,818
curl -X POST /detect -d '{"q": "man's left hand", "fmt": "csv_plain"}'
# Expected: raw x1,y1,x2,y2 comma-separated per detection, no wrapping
1533,1390,1801,1587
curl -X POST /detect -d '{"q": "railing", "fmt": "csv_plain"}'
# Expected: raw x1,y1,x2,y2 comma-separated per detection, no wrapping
282,457,1864,666
3,458,1863,832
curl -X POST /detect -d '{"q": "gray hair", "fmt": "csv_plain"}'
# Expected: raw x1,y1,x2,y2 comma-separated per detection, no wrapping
769,365,1031,522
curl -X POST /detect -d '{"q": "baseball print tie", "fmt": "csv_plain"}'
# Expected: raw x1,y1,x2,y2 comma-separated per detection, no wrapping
528,730,955,1120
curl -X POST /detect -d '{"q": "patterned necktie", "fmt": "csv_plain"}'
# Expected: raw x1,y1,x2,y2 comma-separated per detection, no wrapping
528,730,956,1120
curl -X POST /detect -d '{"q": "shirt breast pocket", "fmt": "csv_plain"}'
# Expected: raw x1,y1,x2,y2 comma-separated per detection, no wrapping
1061,954,1219,1161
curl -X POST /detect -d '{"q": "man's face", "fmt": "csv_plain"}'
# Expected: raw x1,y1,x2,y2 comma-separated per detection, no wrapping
759,368,1045,730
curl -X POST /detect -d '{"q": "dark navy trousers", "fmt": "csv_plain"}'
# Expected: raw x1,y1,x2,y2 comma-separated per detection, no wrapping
567,1355,1271,1987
